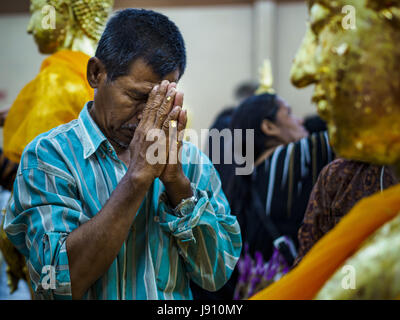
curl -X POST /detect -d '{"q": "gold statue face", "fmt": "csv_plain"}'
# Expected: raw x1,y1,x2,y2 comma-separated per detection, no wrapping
27,0,70,54
291,0,400,165
27,0,114,55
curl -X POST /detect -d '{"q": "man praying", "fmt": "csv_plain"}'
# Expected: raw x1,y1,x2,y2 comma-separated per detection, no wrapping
3,8,242,300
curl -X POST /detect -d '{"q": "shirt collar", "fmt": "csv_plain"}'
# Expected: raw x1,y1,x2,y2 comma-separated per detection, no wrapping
78,101,108,159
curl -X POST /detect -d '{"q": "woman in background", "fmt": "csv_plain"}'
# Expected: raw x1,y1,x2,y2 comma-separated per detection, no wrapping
226,93,334,299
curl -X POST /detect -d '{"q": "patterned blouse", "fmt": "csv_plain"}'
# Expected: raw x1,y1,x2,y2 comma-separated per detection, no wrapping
294,158,398,266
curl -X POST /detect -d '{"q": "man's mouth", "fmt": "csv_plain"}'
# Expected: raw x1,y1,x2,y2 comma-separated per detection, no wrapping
120,123,138,137
108,124,138,149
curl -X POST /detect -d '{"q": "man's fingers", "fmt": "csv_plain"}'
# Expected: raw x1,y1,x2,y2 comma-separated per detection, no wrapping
174,91,184,109
162,106,181,133
155,85,178,128
168,82,177,92
163,106,182,164
137,80,182,133
163,106,181,152
177,109,187,132
175,110,187,154
141,80,169,125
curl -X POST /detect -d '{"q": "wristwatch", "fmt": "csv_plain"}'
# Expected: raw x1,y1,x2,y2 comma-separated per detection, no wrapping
173,195,197,217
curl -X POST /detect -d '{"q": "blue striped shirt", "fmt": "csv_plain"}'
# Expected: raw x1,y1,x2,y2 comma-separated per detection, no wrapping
4,103,242,300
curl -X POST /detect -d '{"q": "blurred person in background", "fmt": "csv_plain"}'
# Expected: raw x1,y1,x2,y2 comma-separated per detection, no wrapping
227,92,334,299
204,81,259,191
252,0,400,300
192,81,258,300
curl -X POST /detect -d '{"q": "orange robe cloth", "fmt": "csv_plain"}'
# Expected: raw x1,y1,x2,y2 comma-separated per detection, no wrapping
250,183,400,300
3,50,93,163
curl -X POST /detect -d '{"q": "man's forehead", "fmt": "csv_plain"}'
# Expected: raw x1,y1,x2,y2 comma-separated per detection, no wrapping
128,58,180,85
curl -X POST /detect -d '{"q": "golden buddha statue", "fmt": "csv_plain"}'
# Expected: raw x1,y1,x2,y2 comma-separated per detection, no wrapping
3,0,113,163
0,0,113,295
291,0,400,167
251,0,400,300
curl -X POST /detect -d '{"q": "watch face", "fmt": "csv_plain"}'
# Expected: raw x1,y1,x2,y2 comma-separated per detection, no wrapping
175,196,197,217
180,203,195,216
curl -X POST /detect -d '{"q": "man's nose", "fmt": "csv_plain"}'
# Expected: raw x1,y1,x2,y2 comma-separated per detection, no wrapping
290,27,319,88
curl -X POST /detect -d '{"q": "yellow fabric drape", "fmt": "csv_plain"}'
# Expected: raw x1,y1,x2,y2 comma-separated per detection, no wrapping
250,183,400,300
3,50,93,163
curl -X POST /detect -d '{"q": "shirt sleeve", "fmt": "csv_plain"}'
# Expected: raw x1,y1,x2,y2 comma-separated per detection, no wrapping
4,166,82,300
158,142,242,292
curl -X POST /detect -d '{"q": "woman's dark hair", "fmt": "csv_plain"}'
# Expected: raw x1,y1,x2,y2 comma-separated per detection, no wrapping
225,93,280,218
95,8,186,81
303,114,327,134
230,93,280,161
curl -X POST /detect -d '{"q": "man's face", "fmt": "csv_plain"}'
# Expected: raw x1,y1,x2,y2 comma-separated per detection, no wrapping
27,0,70,54
274,97,308,145
291,0,400,165
92,58,180,149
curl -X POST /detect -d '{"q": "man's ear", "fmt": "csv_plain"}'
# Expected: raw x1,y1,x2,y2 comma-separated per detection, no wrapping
87,57,107,89
261,119,280,137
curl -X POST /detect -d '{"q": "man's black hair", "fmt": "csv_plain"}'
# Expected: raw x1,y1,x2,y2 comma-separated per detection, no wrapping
95,8,186,81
